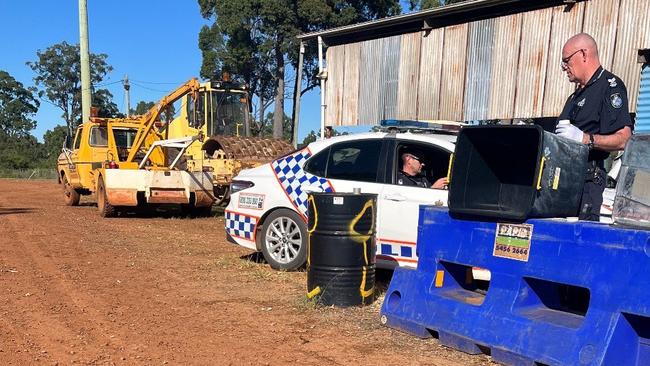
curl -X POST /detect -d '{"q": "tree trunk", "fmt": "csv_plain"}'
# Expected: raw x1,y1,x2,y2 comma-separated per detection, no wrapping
273,50,285,140
258,96,266,137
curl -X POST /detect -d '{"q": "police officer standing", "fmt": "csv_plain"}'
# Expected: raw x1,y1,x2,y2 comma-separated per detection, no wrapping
556,33,634,221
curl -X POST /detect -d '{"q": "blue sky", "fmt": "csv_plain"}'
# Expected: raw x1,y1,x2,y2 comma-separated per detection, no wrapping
0,1,327,142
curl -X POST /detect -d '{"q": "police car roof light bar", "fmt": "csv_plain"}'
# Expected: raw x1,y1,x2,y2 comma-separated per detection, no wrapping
378,119,466,135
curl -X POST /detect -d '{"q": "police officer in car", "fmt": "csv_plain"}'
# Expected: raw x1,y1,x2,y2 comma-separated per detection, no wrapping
397,152,448,189
556,33,633,221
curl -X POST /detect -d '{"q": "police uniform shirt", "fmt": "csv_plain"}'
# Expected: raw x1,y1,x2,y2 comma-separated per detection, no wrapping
559,66,633,161
397,171,430,188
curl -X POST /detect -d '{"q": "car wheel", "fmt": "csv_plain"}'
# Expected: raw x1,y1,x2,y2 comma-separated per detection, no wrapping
260,209,307,271
97,177,117,218
62,174,80,206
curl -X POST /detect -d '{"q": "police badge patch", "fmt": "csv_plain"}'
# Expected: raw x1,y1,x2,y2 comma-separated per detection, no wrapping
610,93,623,108
608,77,618,87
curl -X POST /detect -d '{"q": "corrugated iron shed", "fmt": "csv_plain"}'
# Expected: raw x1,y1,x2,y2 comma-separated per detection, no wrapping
302,0,650,125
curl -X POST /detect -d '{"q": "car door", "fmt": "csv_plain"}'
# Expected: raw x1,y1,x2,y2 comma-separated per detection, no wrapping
376,138,452,269
67,127,84,184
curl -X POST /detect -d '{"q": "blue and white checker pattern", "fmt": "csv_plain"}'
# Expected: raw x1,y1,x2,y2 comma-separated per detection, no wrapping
225,211,257,241
272,149,333,216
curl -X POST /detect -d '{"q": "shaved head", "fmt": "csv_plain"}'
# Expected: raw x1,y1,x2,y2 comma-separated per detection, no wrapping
561,33,602,86
564,33,599,59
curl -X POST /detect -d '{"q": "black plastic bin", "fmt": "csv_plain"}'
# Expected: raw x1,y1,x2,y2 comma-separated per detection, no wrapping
307,192,377,307
613,134,650,228
448,125,589,221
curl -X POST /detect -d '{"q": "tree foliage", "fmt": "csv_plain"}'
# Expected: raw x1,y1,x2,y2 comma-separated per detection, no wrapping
0,70,39,139
197,0,401,139
406,0,466,11
0,70,43,169
300,130,318,147
130,101,156,116
93,89,123,118
252,111,293,140
27,41,120,136
41,125,68,167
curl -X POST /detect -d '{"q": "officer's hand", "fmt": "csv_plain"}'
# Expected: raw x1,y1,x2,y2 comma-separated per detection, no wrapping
432,177,449,190
555,122,584,143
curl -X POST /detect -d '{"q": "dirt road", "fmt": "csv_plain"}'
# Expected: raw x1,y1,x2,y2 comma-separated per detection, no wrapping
0,179,494,365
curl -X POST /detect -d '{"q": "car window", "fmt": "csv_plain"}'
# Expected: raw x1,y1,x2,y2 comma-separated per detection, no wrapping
89,126,108,146
113,128,138,148
304,147,329,177
73,127,83,149
326,139,381,182
394,141,451,188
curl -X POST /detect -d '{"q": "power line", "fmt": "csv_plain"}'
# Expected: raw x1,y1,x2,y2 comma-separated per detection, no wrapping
93,80,122,88
130,81,174,93
130,79,184,85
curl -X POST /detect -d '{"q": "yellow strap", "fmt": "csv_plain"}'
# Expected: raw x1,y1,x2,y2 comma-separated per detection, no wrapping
307,286,321,299
447,153,454,183
536,156,546,190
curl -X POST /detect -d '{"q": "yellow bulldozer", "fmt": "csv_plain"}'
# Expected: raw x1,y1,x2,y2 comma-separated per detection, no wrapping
167,77,294,205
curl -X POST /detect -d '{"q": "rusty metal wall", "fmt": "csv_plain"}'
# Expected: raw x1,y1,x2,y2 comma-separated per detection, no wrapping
323,0,649,126
464,18,495,121
380,35,402,120
439,23,468,121
583,0,620,69
341,43,360,125
513,7,552,118
542,2,585,117
612,0,650,111
417,28,445,120
358,39,382,124
396,32,422,120
325,46,345,125
488,13,522,119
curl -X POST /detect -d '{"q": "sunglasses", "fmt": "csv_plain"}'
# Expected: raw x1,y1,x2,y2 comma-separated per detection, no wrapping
561,48,584,67
407,154,422,163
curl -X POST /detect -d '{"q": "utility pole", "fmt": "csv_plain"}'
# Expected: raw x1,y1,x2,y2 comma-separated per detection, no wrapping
123,75,130,116
291,41,305,148
78,0,91,123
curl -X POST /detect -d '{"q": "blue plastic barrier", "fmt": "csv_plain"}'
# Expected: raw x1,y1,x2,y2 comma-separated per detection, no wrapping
381,206,650,366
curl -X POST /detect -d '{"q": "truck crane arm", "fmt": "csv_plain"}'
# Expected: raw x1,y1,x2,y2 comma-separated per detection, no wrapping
126,78,201,164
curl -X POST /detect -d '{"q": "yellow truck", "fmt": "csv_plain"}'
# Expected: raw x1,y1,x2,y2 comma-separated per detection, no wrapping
57,78,214,217
167,78,293,205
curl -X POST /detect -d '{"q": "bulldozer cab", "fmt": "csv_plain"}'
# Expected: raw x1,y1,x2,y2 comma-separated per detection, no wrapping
188,85,249,138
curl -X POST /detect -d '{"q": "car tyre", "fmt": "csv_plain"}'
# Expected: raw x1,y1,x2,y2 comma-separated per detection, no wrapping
62,174,81,206
260,209,307,271
97,177,117,218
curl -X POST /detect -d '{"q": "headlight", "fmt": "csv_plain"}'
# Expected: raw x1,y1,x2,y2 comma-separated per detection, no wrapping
230,180,254,194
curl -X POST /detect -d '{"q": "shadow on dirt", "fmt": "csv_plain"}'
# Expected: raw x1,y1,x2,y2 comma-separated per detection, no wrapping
239,252,267,263
0,207,34,215
103,205,226,219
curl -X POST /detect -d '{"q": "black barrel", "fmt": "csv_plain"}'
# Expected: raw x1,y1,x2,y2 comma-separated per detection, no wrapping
307,192,377,307
449,125,589,221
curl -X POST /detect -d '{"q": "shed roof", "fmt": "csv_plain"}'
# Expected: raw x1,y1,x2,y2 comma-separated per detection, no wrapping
297,0,568,46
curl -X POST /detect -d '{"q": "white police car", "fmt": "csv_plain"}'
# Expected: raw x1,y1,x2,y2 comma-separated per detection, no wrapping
224,120,458,271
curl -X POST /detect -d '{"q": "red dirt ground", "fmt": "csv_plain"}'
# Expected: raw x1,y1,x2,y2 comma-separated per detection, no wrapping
0,179,497,365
